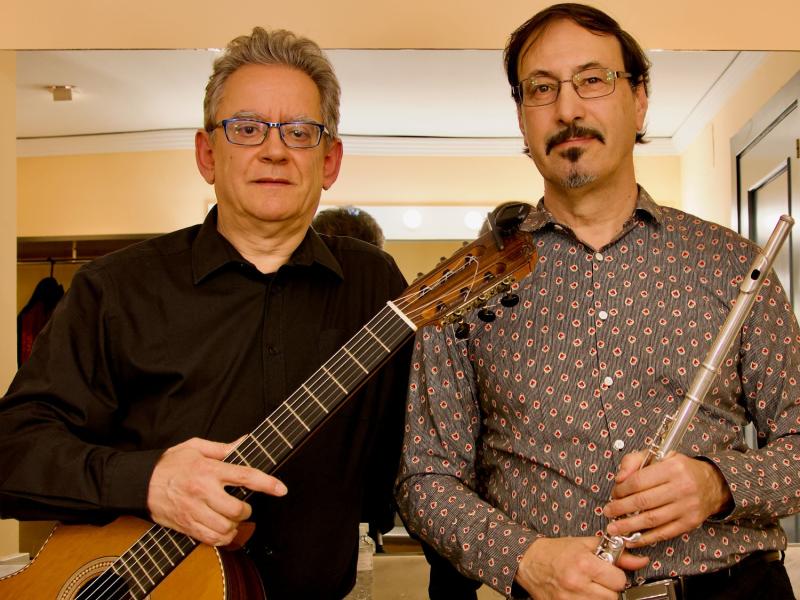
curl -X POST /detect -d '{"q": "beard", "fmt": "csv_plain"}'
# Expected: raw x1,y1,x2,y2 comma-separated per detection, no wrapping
557,146,597,189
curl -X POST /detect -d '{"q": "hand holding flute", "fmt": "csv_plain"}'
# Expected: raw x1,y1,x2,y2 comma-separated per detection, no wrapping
595,214,795,564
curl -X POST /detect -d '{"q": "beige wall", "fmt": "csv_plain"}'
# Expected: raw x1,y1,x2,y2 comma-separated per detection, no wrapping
0,51,19,556
681,52,800,227
3,0,799,50
17,152,681,238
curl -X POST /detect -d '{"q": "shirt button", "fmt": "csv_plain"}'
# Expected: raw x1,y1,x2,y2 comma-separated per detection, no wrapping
598,310,609,321
613,439,625,451
594,252,604,261
267,345,279,355
603,376,614,387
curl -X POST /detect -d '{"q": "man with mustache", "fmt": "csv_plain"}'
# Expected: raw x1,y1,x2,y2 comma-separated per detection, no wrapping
396,3,800,600
0,27,411,599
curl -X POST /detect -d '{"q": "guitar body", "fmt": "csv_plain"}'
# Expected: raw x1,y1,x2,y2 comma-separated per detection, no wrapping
0,516,265,599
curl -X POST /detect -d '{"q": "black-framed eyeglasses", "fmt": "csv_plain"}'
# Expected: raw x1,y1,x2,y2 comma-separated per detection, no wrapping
515,67,633,107
213,118,329,148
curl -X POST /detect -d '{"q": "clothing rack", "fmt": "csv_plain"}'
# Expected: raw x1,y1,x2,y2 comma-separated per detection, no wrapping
17,236,152,268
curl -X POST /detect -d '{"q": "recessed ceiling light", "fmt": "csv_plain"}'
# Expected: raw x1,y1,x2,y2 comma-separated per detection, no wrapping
48,85,74,101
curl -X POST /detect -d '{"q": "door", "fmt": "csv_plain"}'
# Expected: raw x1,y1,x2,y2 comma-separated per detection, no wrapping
733,70,800,541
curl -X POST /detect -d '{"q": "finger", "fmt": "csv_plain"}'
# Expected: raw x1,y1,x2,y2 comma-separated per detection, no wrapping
191,518,239,547
607,501,677,537
183,436,237,461
616,550,650,572
613,450,648,484
219,463,288,497
605,480,675,520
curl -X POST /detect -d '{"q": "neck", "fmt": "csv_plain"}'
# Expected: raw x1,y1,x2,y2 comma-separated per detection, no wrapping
217,209,308,274
543,175,639,251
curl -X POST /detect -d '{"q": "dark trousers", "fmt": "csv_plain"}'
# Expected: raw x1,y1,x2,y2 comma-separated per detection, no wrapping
420,540,482,600
682,555,795,600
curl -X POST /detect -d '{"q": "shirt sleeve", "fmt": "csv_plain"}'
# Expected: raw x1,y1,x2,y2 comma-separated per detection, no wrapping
395,324,537,597
0,265,162,522
701,268,800,522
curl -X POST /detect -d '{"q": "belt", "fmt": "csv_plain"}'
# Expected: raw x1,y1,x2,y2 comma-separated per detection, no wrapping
620,550,783,600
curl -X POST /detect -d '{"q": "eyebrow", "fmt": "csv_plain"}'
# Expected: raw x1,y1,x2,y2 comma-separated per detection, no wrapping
523,61,606,79
229,111,320,123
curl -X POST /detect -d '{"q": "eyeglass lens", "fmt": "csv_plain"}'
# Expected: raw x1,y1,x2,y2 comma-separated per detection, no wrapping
224,120,322,148
520,68,619,106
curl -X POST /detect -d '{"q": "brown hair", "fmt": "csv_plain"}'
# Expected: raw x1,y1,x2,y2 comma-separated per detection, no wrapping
504,3,650,143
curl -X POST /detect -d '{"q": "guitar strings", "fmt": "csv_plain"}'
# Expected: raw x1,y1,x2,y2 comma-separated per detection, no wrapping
82,246,521,599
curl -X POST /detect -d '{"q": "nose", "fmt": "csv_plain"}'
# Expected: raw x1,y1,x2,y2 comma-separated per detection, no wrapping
257,126,288,162
553,81,586,125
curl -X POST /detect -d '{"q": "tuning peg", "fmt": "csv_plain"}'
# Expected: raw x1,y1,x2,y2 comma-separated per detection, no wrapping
454,321,470,339
500,293,520,307
477,308,496,322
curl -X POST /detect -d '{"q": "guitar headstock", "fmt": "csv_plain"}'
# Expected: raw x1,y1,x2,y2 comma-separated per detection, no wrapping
396,229,536,330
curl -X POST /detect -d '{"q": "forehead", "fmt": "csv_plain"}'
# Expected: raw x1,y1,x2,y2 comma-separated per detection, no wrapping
217,63,322,118
518,18,624,76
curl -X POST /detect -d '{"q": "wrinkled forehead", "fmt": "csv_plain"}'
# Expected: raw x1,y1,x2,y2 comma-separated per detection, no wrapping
517,19,623,78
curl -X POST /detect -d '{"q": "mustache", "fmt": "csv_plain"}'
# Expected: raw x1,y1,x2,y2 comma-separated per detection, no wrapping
545,124,605,154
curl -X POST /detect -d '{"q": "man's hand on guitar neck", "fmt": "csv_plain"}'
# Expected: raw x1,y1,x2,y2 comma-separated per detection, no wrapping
147,437,288,546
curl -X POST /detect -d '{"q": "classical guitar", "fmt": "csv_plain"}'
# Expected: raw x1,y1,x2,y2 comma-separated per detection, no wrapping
0,221,536,600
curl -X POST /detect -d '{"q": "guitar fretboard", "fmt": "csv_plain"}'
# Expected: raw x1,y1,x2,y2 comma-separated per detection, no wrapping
103,303,414,599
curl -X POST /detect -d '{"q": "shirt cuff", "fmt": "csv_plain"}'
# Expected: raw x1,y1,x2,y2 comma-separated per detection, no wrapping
102,448,164,514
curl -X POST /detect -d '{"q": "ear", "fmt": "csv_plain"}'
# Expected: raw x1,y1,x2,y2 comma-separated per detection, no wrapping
321,138,344,191
633,84,648,134
195,129,216,185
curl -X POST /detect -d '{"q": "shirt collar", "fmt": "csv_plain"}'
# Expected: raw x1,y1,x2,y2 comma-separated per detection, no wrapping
192,206,344,284
520,185,663,233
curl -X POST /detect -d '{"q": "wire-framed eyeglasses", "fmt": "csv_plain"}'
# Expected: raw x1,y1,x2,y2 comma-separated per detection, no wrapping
515,67,633,107
213,118,328,148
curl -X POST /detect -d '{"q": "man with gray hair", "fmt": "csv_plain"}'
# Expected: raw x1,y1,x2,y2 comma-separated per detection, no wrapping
0,27,411,599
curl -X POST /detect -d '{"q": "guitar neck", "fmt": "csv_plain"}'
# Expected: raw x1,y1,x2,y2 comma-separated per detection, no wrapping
109,303,415,598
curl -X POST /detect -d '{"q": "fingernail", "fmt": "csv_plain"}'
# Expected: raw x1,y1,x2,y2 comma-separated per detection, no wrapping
275,481,288,495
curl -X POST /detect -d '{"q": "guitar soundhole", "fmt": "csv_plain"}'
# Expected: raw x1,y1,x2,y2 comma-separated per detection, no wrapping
58,556,148,600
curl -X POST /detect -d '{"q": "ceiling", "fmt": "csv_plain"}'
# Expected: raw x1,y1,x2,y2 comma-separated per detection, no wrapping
16,48,766,158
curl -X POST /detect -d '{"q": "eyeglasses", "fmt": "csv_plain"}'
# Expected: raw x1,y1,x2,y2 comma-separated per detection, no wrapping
515,67,632,107
213,118,328,148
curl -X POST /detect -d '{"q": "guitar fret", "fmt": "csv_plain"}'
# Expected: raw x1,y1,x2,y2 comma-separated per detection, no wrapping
117,557,148,595
322,366,348,393
129,546,156,585
343,346,369,373
302,384,329,413
286,404,310,431
165,531,188,556
233,447,251,466
386,300,418,331
249,434,277,464
364,325,390,352
265,417,293,448
143,530,170,574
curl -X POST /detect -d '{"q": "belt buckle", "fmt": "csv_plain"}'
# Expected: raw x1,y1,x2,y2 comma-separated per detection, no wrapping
621,578,679,600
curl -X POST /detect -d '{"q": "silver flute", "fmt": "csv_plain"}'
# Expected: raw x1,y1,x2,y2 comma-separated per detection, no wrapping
595,214,795,564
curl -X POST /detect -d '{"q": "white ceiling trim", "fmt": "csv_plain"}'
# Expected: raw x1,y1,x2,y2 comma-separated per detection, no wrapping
670,51,766,152
16,130,677,158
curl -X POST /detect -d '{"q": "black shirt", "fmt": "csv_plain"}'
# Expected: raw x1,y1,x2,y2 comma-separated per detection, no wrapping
0,208,412,599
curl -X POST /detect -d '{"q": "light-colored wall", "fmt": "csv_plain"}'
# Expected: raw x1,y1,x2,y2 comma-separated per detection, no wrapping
681,52,800,227
17,152,681,238
0,51,19,557
3,0,798,50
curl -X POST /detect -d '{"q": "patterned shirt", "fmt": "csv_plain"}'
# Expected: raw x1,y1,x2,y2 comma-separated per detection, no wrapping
395,187,800,597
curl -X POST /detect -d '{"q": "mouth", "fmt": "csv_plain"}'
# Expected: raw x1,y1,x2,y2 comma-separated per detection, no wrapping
545,125,605,155
252,177,291,186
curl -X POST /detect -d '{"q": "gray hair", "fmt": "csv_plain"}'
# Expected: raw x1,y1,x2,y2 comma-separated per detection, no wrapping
203,27,341,139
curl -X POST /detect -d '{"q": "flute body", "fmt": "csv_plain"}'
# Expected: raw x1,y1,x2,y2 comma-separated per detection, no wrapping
595,214,795,564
